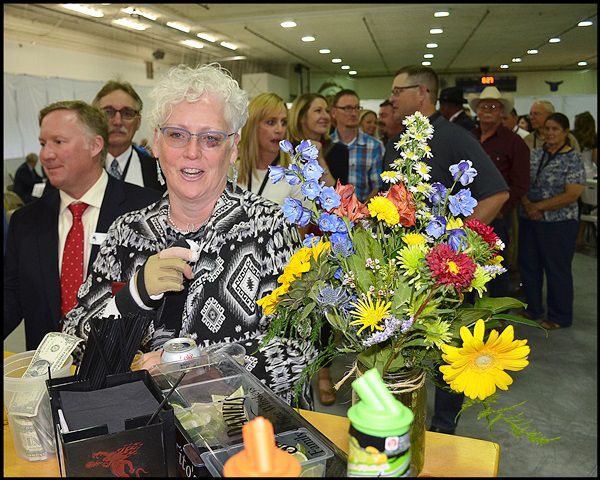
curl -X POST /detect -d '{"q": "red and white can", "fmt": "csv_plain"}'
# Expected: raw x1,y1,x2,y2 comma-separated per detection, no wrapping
160,338,201,365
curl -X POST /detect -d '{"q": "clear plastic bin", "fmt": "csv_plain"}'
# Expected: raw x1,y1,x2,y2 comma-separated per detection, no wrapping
200,427,333,477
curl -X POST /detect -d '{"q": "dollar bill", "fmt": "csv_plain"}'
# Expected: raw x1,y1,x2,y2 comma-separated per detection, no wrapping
8,332,82,418
8,414,48,461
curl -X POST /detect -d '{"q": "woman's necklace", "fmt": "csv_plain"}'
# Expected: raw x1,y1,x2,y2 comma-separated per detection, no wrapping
167,205,207,234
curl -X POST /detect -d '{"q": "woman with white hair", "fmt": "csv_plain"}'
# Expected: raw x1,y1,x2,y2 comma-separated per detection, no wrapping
62,63,317,408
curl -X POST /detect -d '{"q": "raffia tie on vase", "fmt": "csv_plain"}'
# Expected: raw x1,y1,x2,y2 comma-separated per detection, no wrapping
332,360,426,394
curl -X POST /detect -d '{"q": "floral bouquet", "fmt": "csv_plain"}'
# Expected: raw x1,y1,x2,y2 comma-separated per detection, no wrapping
258,112,553,444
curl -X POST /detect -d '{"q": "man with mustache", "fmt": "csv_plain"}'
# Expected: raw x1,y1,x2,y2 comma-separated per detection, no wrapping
92,80,166,193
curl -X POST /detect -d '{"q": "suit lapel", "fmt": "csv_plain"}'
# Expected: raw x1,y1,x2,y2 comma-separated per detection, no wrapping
37,192,61,323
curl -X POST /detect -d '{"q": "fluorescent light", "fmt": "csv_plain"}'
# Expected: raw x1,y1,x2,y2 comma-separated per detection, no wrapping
301,36,315,42
121,7,158,21
331,58,342,63
218,55,247,61
197,33,216,42
181,39,204,49
349,71,357,75
422,61,431,66
512,57,522,63
423,53,434,59
220,41,238,50
167,21,190,33
319,48,331,54
578,61,588,66
341,65,350,70
549,37,561,43
62,4,104,17
426,43,438,48
578,20,593,27
434,11,449,17
430,28,443,34
500,64,509,69
113,18,148,31
281,21,296,28
527,49,538,55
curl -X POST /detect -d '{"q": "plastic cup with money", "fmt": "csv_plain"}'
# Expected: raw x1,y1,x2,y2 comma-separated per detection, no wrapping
205,343,246,366
130,350,144,371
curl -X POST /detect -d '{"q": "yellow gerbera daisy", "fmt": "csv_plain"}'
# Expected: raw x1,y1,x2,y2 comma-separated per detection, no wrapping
368,196,400,226
488,254,504,266
256,284,288,316
439,319,530,401
349,294,392,335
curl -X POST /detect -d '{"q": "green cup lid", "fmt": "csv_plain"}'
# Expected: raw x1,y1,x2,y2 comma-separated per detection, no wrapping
347,368,414,437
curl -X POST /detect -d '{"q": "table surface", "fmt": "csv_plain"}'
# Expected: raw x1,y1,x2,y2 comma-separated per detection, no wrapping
4,352,499,477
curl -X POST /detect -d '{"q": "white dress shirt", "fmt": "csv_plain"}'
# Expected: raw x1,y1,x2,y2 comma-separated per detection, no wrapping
106,145,145,188
58,170,109,278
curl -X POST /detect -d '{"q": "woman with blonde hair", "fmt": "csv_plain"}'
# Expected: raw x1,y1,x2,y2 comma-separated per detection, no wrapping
359,109,378,137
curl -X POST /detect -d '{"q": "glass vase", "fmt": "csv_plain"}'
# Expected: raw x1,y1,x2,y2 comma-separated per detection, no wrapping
354,361,427,476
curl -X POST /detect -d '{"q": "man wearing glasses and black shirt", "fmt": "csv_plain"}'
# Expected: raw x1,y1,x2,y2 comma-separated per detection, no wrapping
93,81,166,193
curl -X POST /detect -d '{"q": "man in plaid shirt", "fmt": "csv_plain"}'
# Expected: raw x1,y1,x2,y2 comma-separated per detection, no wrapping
330,89,384,202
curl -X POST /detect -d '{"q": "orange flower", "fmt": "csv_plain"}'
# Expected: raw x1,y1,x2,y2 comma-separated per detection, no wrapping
331,180,369,222
385,182,416,227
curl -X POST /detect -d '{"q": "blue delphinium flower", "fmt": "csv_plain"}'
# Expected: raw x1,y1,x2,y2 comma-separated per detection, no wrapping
330,232,354,257
334,267,344,280
296,140,319,161
448,189,478,217
447,228,467,252
268,165,286,183
449,160,477,186
318,213,347,233
284,164,302,185
428,182,447,205
303,233,321,247
279,139,294,155
302,159,324,181
318,186,341,211
301,179,322,200
426,215,447,239
316,285,348,308
282,198,311,226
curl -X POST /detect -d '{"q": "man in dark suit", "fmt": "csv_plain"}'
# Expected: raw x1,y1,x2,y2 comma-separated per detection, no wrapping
438,86,476,132
12,153,44,204
92,80,166,193
4,100,162,350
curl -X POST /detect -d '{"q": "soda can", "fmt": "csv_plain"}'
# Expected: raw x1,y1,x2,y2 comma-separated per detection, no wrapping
161,338,201,366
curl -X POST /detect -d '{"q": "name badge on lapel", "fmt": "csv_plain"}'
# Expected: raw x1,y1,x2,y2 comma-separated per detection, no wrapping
91,232,108,245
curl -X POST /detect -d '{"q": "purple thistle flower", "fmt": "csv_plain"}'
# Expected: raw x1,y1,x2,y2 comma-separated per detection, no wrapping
316,285,348,308
330,232,354,257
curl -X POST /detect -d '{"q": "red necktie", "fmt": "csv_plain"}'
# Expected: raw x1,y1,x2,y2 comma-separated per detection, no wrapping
60,202,89,317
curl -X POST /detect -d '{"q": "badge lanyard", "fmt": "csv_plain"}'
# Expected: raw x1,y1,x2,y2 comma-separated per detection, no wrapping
248,158,279,196
534,142,567,185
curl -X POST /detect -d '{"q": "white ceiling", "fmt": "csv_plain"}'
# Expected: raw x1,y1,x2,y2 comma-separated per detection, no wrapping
4,3,598,77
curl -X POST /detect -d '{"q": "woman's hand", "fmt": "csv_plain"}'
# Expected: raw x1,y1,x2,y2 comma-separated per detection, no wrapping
137,246,196,297
524,202,543,220
137,350,163,373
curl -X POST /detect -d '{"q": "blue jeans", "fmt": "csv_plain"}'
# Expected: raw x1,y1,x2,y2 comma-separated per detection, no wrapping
518,218,578,327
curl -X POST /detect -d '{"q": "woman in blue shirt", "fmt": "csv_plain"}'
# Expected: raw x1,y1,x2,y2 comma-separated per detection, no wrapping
519,113,586,329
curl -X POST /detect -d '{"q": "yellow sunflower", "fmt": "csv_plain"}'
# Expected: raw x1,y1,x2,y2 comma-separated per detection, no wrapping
439,319,530,401
349,293,392,335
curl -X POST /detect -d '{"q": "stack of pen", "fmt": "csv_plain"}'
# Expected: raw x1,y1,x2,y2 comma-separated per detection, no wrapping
75,312,154,389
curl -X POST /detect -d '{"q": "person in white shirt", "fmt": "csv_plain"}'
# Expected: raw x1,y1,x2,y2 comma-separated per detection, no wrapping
503,107,530,139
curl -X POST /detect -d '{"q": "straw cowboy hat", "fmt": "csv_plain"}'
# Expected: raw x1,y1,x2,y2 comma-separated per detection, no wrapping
467,86,514,113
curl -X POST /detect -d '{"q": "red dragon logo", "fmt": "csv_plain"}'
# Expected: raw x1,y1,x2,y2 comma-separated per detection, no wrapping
85,441,148,477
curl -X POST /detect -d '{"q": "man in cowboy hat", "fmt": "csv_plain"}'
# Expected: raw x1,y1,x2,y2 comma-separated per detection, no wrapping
438,86,476,131
467,86,530,298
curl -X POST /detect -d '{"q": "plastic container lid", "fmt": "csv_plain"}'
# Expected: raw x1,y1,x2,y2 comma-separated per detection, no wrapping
222,417,301,477
347,368,414,437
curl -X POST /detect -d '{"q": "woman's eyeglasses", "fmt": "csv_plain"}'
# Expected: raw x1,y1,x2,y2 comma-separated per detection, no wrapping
102,107,139,121
159,126,235,149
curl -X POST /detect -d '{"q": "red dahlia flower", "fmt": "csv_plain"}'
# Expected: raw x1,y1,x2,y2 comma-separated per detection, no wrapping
464,219,499,248
426,244,476,290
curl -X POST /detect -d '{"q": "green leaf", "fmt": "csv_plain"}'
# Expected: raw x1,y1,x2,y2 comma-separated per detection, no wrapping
474,296,526,313
298,302,316,321
392,279,412,309
455,307,493,324
492,314,545,329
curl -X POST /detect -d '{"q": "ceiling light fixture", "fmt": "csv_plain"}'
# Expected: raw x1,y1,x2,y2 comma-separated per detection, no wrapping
319,48,331,54
349,71,357,75
527,49,538,54
426,43,438,48
220,41,238,50
500,64,509,69
121,7,158,21
301,36,315,42
281,21,297,28
61,4,104,17
113,18,148,30
422,61,432,66
423,53,434,59
341,65,350,70
197,33,216,42
548,37,561,43
181,39,204,49
332,58,342,63
578,61,588,66
430,28,443,34
578,20,593,27
512,57,522,62
434,11,450,17
166,21,190,33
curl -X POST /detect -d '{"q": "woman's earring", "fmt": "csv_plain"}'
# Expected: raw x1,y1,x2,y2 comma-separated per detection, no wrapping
156,160,165,185
228,163,238,188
